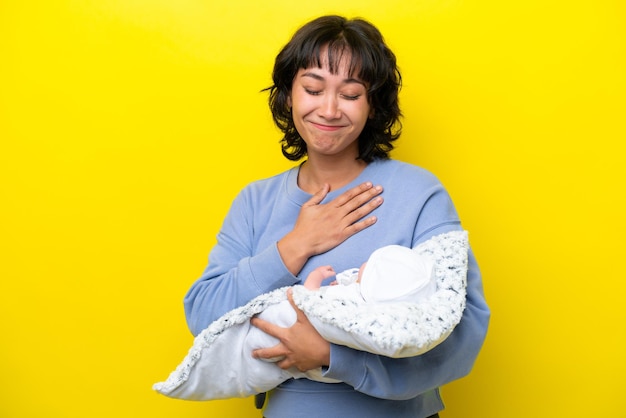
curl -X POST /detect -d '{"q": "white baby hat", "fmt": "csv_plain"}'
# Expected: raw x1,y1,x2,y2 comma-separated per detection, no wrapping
359,245,436,303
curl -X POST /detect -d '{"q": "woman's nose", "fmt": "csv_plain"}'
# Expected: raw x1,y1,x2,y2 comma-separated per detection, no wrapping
318,95,341,119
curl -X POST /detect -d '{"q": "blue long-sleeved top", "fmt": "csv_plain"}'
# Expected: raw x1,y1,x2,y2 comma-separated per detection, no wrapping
184,159,490,418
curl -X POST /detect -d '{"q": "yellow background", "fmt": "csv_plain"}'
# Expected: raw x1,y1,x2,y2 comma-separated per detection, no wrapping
1,0,625,417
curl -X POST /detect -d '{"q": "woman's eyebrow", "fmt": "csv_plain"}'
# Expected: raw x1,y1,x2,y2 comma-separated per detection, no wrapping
300,72,366,86
300,72,325,81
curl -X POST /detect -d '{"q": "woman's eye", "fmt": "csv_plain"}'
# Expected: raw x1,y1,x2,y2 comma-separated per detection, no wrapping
342,94,361,101
304,88,322,96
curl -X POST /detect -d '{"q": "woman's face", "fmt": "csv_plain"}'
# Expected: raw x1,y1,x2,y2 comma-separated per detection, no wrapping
289,53,371,160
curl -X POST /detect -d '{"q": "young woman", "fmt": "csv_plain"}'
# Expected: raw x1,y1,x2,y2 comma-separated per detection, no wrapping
183,15,490,418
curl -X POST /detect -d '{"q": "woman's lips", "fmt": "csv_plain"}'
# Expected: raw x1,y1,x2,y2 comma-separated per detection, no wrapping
310,122,344,132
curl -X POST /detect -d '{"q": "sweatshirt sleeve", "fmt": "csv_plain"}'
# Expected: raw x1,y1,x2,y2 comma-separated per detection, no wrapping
323,247,490,399
183,188,299,336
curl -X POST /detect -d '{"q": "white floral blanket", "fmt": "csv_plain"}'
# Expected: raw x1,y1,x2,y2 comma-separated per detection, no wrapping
153,230,468,401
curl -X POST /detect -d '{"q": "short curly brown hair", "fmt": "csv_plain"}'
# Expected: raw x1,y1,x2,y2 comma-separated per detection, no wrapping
266,15,402,162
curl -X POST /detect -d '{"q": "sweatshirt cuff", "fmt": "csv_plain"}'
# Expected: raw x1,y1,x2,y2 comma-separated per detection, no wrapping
322,344,367,385
246,242,299,294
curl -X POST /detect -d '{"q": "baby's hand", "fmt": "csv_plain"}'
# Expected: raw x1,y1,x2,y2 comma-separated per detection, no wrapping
304,265,336,290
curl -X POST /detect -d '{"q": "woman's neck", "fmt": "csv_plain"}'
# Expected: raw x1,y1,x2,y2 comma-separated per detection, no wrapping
297,156,367,193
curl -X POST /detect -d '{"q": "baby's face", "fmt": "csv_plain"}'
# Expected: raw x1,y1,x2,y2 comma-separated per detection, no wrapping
356,262,367,283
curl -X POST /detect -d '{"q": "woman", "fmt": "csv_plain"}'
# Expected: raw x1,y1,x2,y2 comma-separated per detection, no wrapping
184,15,490,418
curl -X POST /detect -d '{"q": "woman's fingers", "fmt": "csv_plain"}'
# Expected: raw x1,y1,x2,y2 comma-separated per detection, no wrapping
303,183,330,207
333,182,382,209
342,194,384,226
250,317,287,360
251,290,330,371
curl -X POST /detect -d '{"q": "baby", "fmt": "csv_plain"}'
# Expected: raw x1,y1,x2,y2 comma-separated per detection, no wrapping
301,244,437,303
251,244,437,375
153,237,465,401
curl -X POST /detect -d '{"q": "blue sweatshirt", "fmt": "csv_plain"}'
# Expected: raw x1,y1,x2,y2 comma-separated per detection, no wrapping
184,159,490,418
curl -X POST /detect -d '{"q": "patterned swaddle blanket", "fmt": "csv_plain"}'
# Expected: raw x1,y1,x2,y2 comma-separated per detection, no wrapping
153,230,469,401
